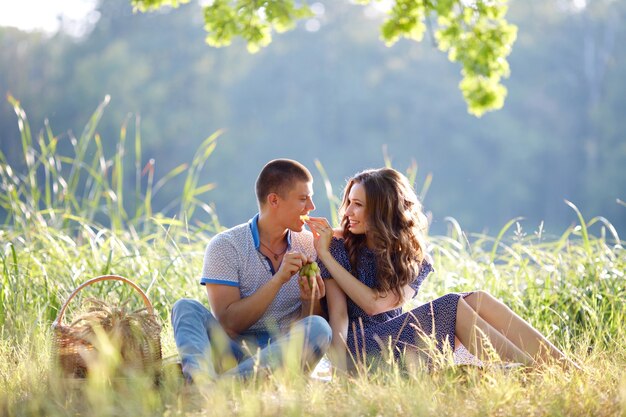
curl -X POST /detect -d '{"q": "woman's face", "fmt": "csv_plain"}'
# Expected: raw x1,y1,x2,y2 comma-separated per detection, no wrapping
344,182,368,235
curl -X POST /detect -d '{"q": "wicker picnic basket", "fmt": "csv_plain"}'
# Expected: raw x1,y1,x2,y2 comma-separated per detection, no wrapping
51,275,162,378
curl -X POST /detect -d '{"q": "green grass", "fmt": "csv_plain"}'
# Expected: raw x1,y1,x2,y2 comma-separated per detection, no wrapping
1,97,625,416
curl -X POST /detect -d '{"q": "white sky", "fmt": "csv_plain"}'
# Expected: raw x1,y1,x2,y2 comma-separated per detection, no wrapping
0,0,98,35
0,0,398,37
0,0,588,35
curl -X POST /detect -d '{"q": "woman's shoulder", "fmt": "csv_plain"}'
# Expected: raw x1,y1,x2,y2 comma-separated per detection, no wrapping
417,255,434,279
422,252,434,267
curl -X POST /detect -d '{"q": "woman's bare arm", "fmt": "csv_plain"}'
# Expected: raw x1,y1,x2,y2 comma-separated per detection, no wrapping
325,278,349,371
317,250,415,316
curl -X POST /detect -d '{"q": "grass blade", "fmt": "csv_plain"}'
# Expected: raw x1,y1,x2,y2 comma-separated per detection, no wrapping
314,159,340,228
489,216,524,262
564,199,591,256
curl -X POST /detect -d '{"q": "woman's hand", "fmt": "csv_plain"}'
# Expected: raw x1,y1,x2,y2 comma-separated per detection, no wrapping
305,216,333,256
298,256,326,317
298,270,325,301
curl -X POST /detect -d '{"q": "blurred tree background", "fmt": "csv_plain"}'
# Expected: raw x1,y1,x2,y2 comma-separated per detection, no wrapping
1,0,624,236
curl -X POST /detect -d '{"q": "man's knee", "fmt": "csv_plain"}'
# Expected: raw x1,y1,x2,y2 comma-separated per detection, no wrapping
302,315,332,350
172,298,205,323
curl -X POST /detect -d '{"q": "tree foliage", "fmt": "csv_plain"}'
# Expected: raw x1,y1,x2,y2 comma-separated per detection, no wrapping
130,0,517,116
2,0,624,235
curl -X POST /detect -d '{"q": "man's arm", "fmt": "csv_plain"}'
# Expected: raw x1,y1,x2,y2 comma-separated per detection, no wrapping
205,278,283,339
206,251,309,338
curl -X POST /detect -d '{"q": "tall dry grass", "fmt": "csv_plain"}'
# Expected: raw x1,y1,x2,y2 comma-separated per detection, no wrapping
1,97,624,416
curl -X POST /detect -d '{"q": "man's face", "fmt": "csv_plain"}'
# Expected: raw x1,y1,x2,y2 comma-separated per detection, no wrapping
277,180,315,232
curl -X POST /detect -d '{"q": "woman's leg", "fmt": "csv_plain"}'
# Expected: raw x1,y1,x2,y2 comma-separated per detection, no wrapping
463,291,578,368
455,296,535,365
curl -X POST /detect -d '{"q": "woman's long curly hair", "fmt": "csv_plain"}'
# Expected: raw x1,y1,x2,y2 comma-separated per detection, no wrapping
340,168,429,305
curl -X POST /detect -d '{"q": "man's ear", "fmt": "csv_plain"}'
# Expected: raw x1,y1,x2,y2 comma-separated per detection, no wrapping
267,192,280,208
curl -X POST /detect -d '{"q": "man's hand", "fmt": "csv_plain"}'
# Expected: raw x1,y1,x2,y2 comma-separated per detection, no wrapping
275,251,308,284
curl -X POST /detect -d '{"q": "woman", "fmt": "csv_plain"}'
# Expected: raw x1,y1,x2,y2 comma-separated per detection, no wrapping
305,168,578,372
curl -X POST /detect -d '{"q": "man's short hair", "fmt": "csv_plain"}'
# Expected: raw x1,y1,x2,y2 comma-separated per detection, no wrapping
255,159,313,206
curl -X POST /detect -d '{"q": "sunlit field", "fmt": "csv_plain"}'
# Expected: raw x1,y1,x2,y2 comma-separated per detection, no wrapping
1,98,625,416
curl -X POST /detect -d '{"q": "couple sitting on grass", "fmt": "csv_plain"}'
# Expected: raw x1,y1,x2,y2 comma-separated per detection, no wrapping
172,159,578,384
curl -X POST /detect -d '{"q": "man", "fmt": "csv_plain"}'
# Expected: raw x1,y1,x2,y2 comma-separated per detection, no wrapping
171,159,331,383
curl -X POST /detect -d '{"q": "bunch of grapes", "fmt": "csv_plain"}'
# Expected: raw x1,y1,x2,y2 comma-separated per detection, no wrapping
299,261,319,287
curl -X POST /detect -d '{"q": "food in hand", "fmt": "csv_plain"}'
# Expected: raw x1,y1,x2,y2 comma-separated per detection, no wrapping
299,261,319,287
300,215,310,221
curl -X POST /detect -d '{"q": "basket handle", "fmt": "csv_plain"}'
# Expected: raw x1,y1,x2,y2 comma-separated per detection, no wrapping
52,275,154,328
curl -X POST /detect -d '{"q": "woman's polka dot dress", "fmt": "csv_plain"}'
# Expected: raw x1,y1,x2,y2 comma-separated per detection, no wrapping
319,237,476,369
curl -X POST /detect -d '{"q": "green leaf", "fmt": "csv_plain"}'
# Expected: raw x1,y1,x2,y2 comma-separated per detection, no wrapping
134,0,518,115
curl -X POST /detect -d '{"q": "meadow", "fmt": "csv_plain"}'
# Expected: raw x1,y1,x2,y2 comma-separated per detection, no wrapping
1,98,625,416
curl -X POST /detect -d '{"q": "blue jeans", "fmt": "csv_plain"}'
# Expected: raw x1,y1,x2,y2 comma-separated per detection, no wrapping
171,298,332,381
